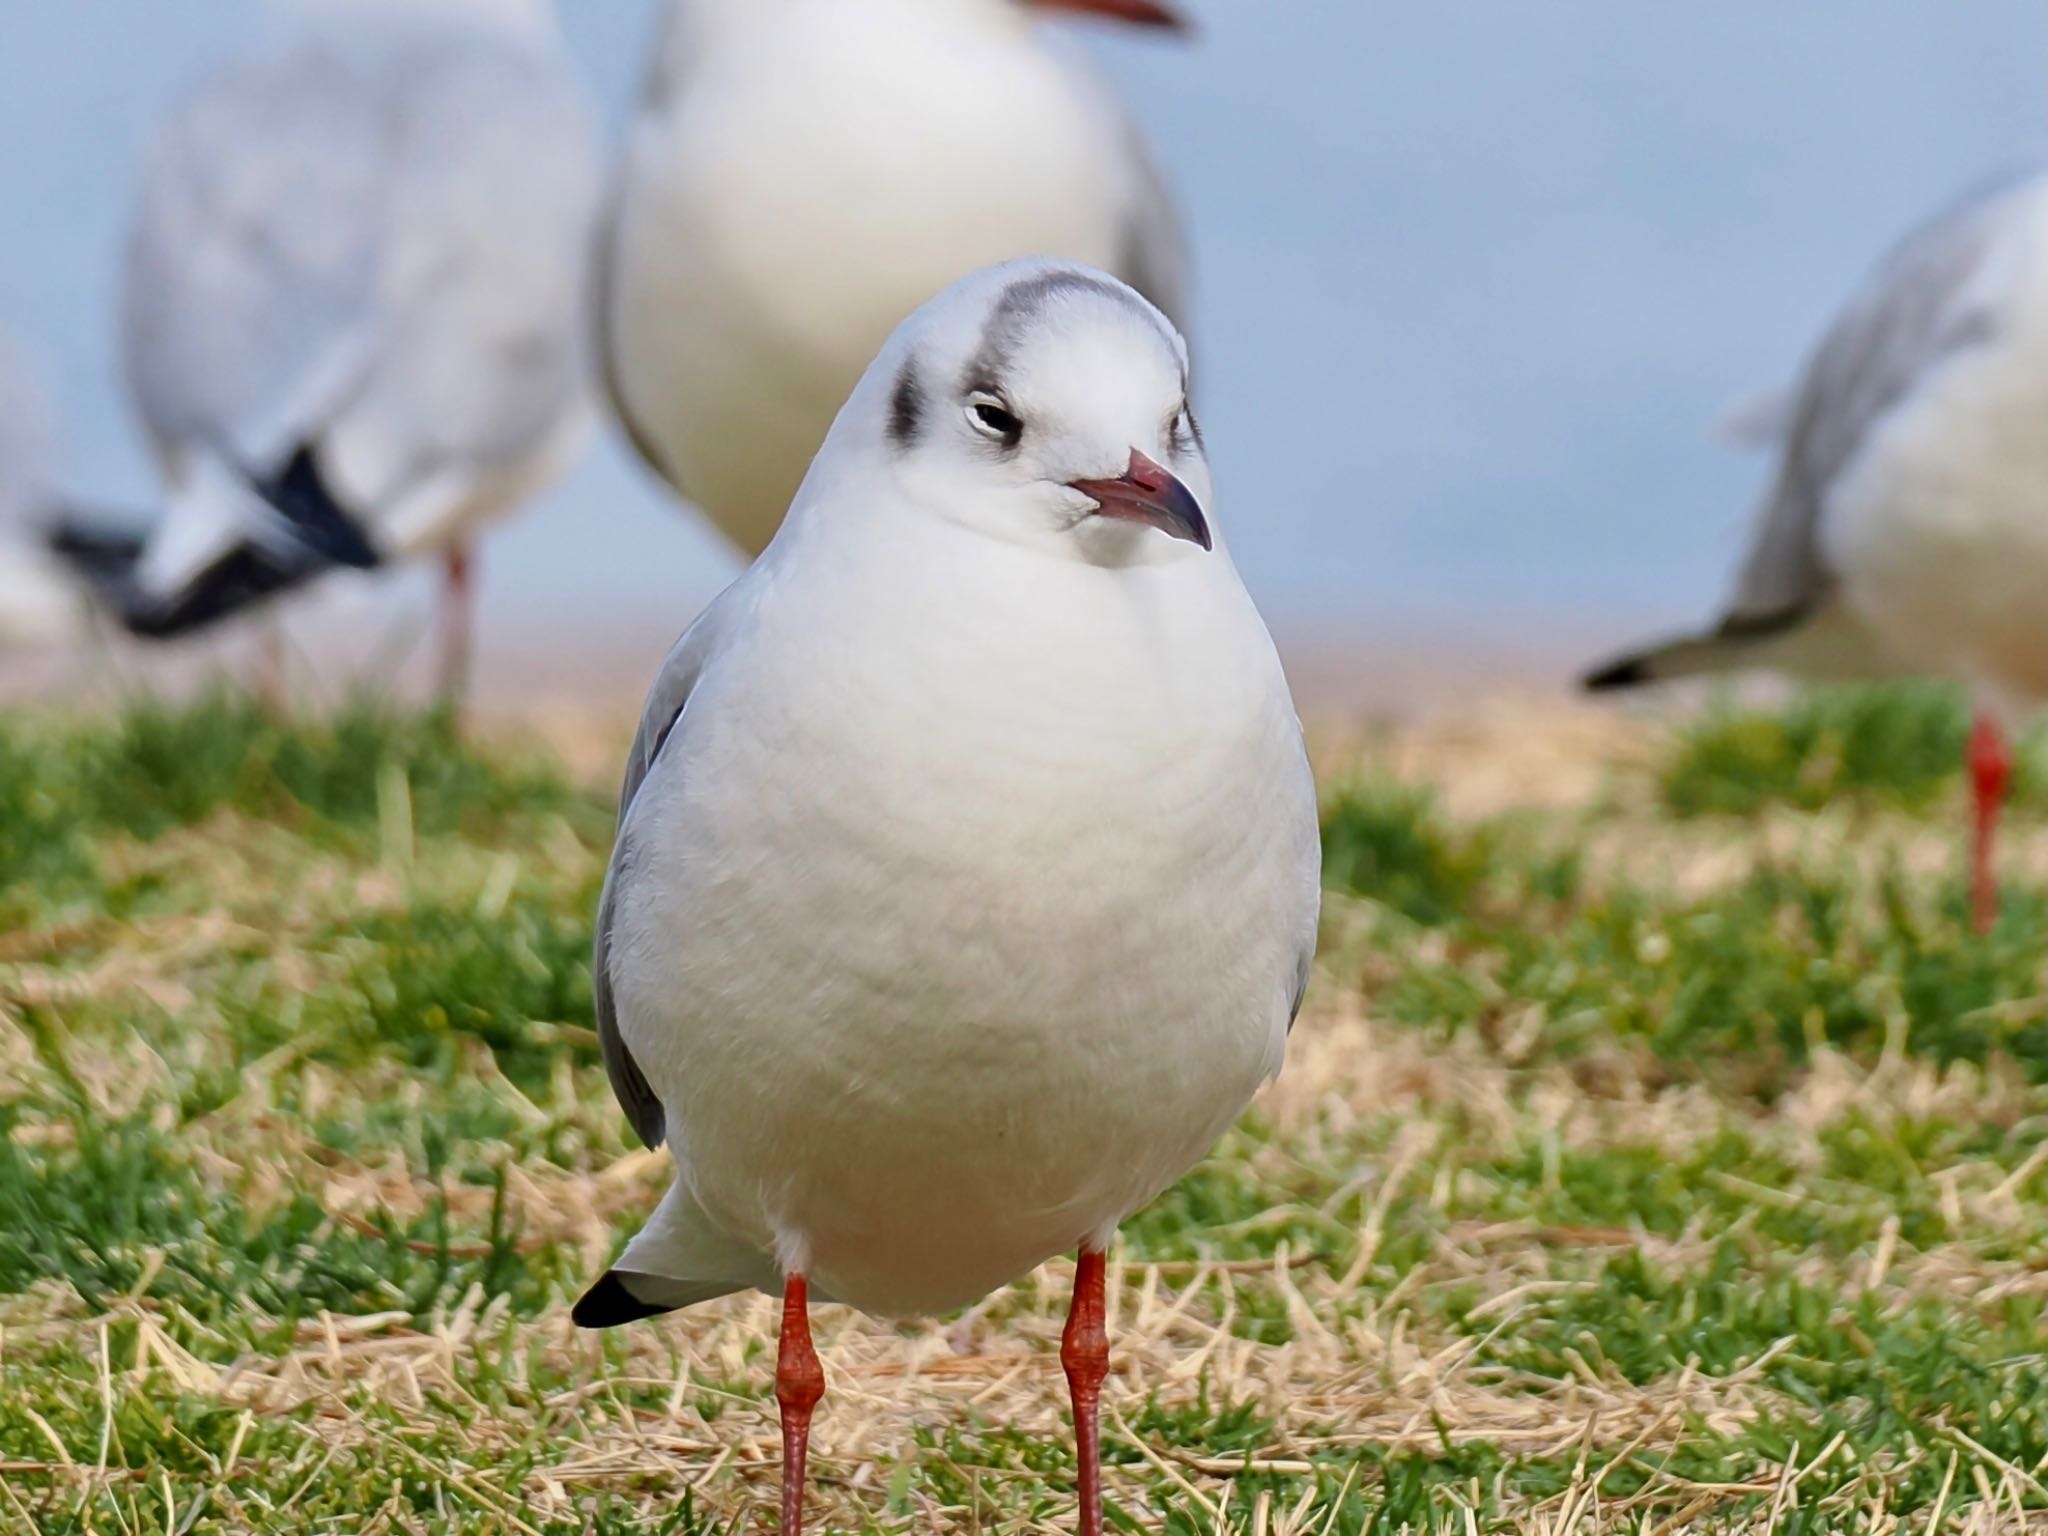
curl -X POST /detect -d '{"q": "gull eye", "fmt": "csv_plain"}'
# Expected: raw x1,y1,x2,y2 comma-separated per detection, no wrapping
1171,403,1202,452
967,394,1024,449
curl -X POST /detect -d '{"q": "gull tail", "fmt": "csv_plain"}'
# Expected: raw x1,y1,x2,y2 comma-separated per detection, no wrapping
45,445,379,641
572,1182,779,1330
1587,603,1885,693
42,508,146,581
1583,627,1772,691
48,507,330,641
42,504,155,629
254,446,380,571
572,1270,741,1328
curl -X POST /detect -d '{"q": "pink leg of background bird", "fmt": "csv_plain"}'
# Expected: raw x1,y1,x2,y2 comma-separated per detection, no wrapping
1969,713,2013,935
776,1274,826,1536
437,545,475,707
1062,1248,1111,1536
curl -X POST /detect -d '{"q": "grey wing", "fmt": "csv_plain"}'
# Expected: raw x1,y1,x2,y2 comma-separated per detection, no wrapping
311,41,601,552
1278,725,1321,1038
122,39,388,475
592,597,740,1148
1723,165,2046,632
1285,942,1313,1034
590,865,662,1148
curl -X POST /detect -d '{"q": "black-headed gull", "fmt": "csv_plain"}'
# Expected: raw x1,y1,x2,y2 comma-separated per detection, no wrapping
1586,165,2048,932
52,0,599,699
601,0,1190,558
576,260,1320,1536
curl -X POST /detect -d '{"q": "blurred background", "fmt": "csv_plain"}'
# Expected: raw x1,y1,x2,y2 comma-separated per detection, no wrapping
4,1,2045,710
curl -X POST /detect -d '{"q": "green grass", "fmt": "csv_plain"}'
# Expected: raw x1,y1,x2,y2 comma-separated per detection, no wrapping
4,687,2048,1532
1659,680,2043,817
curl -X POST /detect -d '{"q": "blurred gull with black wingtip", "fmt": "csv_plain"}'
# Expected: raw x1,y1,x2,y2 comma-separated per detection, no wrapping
1585,165,2048,933
602,0,1193,558
51,0,601,702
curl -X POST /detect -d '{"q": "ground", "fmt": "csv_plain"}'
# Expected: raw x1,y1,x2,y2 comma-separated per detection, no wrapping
2,685,2046,1534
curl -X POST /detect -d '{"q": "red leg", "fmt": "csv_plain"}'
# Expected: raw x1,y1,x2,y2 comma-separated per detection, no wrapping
437,544,475,708
1062,1248,1110,1536
1969,714,2013,936
776,1273,826,1536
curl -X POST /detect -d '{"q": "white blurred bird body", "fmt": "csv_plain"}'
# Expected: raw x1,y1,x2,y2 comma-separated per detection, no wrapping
1591,167,2048,713
1813,184,2048,718
606,0,1186,556
587,262,1317,1322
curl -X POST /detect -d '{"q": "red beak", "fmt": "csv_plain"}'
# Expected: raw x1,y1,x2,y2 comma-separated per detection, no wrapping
1069,450,1211,551
1026,0,1189,31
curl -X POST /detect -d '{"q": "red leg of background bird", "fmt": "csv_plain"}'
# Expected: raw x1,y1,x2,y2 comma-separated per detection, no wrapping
1970,714,2013,935
1062,1248,1111,1536
436,544,474,708
776,1273,826,1536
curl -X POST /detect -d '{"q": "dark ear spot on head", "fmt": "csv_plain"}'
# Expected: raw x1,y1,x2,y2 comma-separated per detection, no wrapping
888,361,925,451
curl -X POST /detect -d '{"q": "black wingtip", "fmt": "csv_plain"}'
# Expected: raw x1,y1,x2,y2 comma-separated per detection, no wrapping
572,1271,673,1330
55,539,329,641
45,508,148,582
1583,655,1651,692
44,476,362,641
256,446,380,570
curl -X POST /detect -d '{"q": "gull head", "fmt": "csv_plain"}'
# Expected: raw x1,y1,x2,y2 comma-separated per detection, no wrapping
851,260,1213,565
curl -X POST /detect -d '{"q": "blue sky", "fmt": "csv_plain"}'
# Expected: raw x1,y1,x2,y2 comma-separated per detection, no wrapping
3,2,2045,684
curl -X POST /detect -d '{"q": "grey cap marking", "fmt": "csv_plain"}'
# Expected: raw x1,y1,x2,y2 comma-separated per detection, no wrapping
962,269,1183,400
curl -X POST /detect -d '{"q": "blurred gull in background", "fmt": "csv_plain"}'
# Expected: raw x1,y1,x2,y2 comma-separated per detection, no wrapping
1585,163,2048,932
52,0,601,701
602,0,1190,557
573,261,1320,1536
